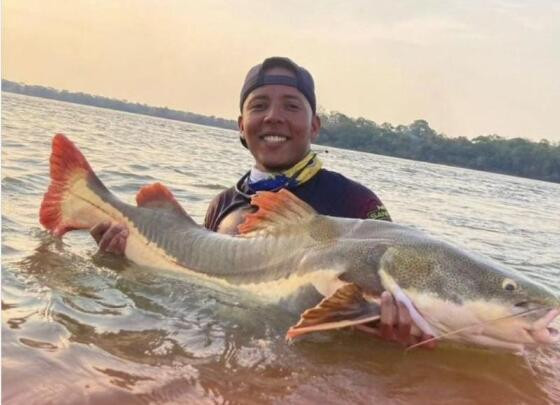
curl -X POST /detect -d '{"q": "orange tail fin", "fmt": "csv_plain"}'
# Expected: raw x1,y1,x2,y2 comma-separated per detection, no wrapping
40,134,106,236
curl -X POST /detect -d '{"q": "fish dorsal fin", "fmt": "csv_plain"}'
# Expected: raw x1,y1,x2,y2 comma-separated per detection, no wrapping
136,182,189,218
238,189,317,236
286,283,381,340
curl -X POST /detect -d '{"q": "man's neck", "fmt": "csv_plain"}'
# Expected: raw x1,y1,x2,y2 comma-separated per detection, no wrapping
246,151,322,192
249,167,274,183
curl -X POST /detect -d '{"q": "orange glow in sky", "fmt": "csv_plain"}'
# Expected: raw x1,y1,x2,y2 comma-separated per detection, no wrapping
3,0,560,141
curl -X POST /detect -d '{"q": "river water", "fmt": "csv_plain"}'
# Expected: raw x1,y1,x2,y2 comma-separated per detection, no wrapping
2,92,560,404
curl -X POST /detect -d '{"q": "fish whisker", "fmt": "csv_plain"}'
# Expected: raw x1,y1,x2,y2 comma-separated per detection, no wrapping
405,305,556,352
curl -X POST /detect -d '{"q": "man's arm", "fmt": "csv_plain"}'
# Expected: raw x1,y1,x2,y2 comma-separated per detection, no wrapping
203,193,222,231
360,191,392,222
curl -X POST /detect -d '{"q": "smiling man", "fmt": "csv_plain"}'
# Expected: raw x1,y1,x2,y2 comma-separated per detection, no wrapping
92,57,433,348
204,57,391,234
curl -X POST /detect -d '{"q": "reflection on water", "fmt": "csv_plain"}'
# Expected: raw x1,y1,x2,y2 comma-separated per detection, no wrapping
2,93,560,404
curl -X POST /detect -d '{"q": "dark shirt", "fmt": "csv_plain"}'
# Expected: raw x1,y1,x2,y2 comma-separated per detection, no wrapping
204,168,391,234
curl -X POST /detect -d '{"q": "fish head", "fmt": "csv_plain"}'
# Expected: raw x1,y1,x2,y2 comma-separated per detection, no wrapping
378,241,560,352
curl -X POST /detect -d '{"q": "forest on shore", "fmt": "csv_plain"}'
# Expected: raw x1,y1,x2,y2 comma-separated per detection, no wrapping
3,79,559,183
317,113,560,183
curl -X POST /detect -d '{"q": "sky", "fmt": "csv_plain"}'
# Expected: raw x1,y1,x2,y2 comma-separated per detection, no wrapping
2,0,560,142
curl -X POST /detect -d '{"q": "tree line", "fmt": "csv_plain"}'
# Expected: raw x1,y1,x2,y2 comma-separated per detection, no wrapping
1,79,238,130
3,79,559,183
317,112,560,183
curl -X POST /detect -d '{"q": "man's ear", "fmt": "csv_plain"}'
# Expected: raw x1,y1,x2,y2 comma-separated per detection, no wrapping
310,114,321,142
238,115,248,149
238,115,244,133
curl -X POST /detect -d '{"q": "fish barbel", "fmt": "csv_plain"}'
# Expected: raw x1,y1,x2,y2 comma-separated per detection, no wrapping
40,134,560,353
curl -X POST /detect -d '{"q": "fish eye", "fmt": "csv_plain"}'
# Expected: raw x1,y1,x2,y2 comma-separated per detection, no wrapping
502,278,517,291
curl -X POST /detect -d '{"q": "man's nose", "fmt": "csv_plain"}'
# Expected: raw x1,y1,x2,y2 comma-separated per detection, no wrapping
263,102,284,124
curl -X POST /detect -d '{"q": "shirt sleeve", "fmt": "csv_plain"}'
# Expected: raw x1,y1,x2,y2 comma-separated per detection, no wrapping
340,174,392,221
362,195,392,221
203,193,223,231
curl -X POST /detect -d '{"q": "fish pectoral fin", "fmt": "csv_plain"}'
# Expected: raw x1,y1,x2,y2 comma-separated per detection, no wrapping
238,189,316,236
286,283,381,340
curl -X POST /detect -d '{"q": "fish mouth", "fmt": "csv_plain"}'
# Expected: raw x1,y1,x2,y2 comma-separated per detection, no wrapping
525,308,560,344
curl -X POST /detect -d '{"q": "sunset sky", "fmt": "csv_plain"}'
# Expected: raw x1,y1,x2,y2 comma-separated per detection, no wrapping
3,0,560,142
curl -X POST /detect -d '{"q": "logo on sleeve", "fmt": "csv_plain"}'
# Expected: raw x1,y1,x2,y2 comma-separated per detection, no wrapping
367,206,391,221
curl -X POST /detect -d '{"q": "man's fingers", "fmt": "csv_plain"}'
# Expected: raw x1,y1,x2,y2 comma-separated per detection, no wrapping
380,291,396,341
105,232,127,254
410,324,423,338
90,222,111,244
396,300,412,344
97,224,128,254
366,291,439,350
98,225,120,250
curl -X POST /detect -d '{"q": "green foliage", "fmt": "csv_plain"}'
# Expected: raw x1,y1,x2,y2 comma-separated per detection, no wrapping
317,111,560,183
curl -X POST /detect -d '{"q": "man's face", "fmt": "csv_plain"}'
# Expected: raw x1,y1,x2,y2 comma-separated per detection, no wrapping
238,67,320,172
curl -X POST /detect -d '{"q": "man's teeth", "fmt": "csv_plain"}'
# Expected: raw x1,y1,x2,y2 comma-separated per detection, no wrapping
262,135,288,143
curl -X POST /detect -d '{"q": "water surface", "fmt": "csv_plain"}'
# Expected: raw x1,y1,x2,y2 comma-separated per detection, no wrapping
2,92,560,404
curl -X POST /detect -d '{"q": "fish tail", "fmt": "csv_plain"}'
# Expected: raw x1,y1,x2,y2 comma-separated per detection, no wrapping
40,134,114,237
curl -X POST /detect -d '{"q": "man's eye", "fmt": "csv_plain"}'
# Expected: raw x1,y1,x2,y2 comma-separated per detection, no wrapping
286,103,300,110
250,103,266,110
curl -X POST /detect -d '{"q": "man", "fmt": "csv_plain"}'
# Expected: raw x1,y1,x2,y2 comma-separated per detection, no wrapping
92,57,434,348
204,57,391,234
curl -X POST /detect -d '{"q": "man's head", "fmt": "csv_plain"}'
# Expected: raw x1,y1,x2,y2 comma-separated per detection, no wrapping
238,57,321,172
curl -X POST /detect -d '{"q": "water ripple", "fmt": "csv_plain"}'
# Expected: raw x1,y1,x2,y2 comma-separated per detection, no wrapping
2,92,560,405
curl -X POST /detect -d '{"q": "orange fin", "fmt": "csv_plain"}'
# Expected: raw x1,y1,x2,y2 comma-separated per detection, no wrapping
136,182,188,218
238,189,316,235
286,284,381,340
40,134,101,236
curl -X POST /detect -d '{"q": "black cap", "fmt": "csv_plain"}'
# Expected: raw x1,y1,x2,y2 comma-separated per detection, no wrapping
239,57,316,114
239,57,316,149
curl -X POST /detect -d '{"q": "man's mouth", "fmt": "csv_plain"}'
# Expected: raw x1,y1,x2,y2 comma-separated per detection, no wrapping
260,134,289,144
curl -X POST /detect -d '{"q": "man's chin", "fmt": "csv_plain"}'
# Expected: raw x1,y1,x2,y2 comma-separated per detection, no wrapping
255,154,295,172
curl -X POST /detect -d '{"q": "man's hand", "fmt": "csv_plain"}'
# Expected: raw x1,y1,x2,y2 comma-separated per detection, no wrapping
379,291,436,348
90,222,129,255
356,291,437,349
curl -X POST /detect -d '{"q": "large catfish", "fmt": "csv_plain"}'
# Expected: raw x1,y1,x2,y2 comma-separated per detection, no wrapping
40,134,560,353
